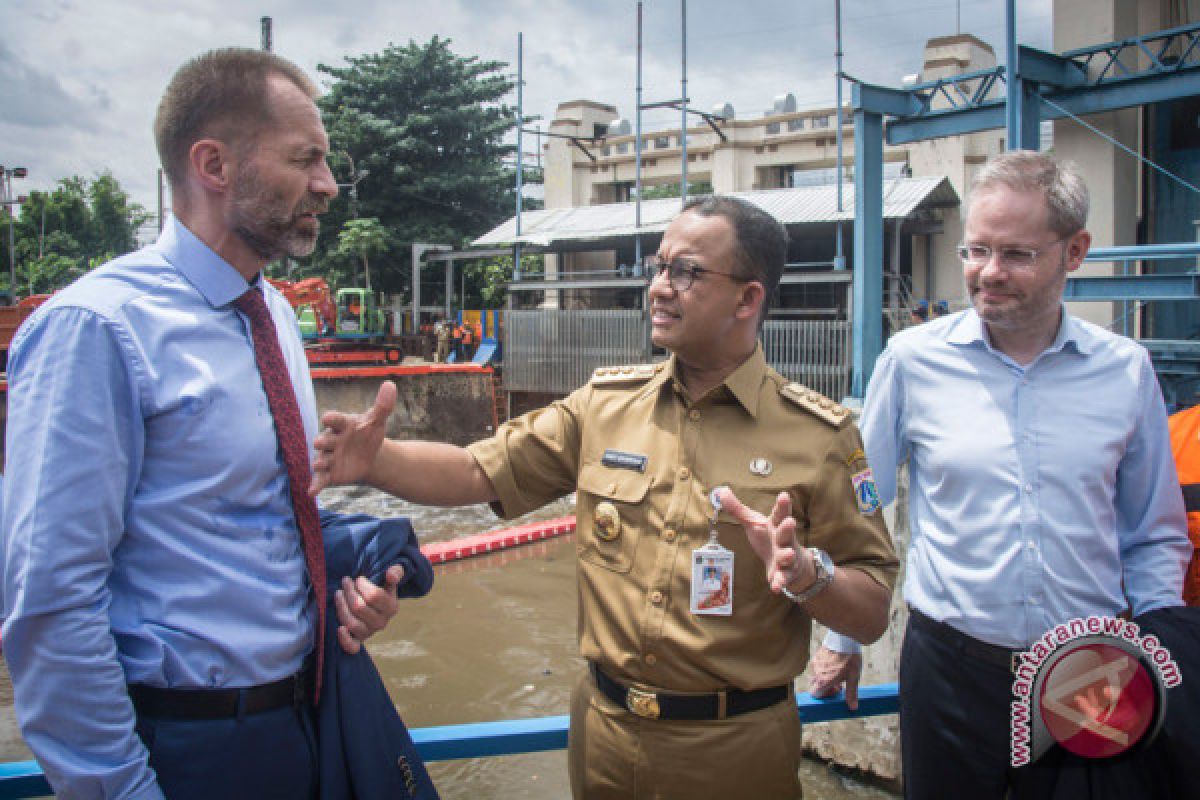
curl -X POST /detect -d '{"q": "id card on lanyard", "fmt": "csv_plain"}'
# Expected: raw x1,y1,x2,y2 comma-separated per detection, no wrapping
691,488,734,616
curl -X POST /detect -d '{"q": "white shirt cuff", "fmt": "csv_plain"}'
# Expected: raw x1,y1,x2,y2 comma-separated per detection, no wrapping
822,630,863,655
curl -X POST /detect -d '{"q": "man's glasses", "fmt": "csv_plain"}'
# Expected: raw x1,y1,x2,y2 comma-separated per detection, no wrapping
956,236,1069,270
644,255,748,292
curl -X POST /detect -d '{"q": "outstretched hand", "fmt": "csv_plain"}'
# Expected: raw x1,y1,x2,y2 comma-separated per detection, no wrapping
310,381,397,496
715,487,813,594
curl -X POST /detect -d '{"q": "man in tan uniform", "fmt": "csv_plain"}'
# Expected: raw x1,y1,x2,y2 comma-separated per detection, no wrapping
311,195,899,799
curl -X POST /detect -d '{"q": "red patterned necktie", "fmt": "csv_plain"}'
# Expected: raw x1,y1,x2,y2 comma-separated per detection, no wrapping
235,286,326,703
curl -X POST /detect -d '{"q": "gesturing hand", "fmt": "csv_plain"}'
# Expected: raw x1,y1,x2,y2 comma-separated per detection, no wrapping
310,380,397,495
715,487,813,594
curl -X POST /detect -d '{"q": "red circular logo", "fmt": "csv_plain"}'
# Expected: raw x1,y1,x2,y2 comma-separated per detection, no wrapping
1038,642,1157,759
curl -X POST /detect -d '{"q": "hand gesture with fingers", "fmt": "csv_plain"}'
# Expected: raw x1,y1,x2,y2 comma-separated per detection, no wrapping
310,381,397,495
716,487,813,594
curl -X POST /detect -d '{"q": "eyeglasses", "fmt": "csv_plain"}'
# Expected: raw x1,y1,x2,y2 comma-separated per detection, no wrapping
956,236,1069,270
644,255,748,292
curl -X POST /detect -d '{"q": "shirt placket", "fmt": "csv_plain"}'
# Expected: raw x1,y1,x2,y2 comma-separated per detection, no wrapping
1014,365,1045,644
640,387,701,673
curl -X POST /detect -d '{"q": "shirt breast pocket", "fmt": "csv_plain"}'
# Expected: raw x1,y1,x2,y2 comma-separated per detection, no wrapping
575,463,651,574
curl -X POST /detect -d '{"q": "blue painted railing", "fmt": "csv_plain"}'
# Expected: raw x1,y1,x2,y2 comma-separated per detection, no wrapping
0,683,899,798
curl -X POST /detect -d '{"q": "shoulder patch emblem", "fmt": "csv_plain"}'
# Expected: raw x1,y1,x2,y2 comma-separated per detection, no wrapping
591,363,660,385
780,382,849,427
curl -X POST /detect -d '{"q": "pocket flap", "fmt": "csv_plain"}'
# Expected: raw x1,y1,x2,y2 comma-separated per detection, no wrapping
578,463,652,504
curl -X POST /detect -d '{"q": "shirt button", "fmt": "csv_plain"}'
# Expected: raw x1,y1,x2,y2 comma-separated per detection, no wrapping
664,529,677,542
1024,483,1033,493
650,590,664,605
609,482,618,494
679,467,691,481
1029,596,1040,605
644,653,658,666
688,409,701,422
1026,542,1038,552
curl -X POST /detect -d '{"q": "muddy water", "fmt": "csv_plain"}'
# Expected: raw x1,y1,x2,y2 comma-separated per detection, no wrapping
0,487,896,799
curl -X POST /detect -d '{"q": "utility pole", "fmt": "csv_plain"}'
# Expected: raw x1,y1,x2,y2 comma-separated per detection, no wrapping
260,16,272,52
1,166,29,301
834,0,846,270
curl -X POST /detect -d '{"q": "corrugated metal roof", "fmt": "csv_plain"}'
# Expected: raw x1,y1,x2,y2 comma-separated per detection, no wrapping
472,176,958,248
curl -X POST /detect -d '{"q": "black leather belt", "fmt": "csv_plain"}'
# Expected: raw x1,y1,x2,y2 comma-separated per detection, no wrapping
909,607,1024,674
129,670,310,720
590,662,790,721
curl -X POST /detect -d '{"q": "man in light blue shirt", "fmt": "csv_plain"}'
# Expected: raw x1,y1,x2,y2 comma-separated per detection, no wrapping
2,49,405,799
810,151,1190,797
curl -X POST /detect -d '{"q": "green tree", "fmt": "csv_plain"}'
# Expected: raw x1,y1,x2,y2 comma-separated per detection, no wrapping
312,36,518,303
461,253,543,308
334,217,389,290
1,172,147,296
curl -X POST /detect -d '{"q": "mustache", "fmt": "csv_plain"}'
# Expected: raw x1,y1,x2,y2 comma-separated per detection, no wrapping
296,196,329,216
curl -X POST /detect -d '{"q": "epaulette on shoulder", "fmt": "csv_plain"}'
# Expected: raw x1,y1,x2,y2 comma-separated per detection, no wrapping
590,362,662,386
780,382,850,427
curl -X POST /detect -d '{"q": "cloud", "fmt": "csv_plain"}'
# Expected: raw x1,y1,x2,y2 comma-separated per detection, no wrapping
0,0,1054,211
0,40,96,129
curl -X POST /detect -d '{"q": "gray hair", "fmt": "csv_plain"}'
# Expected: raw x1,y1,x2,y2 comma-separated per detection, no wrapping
968,150,1089,236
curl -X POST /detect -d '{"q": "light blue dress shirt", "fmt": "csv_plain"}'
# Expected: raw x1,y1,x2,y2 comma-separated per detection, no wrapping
827,309,1189,654
1,217,320,799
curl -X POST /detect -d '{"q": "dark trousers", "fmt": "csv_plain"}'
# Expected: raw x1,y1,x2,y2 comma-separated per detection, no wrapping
897,614,1153,800
135,704,318,799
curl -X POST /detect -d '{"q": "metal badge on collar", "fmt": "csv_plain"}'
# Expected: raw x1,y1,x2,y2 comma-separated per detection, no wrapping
749,457,773,477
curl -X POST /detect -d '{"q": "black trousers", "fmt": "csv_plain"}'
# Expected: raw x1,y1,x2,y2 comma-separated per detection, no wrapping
898,615,1160,800
135,703,318,799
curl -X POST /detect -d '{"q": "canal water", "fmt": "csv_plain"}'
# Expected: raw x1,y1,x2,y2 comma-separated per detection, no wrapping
0,486,897,799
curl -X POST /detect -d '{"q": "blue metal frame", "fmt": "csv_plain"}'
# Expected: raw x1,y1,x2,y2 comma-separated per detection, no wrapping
0,684,900,798
848,21,1200,398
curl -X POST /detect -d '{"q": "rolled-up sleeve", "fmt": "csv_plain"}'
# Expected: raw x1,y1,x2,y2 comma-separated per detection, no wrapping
1,307,163,800
466,389,586,519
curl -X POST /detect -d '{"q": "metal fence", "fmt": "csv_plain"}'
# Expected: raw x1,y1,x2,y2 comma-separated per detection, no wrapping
504,309,652,394
503,310,851,400
763,319,852,400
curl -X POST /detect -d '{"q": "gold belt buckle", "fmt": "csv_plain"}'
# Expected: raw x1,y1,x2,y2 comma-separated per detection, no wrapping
626,686,661,719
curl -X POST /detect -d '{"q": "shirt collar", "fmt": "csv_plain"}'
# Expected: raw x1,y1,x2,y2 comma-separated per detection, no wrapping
946,306,1092,357
650,343,767,418
155,215,257,307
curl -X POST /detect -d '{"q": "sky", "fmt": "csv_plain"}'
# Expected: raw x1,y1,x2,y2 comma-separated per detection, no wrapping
0,0,1053,223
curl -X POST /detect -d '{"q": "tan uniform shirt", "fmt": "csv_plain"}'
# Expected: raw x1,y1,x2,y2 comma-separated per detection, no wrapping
468,345,898,693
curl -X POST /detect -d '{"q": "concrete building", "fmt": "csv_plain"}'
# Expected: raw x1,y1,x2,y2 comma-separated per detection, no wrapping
534,34,1006,319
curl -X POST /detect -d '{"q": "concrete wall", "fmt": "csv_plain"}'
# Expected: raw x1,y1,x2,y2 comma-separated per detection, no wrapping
313,372,495,447
1054,0,1142,329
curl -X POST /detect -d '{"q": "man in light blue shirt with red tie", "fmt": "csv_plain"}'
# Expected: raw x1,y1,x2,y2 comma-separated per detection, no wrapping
1,49,409,799
809,150,1191,797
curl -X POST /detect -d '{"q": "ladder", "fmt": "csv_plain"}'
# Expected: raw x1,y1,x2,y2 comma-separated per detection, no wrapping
489,370,508,430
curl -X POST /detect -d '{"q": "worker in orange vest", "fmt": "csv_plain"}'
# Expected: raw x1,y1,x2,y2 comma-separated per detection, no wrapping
460,321,474,360
1168,403,1200,605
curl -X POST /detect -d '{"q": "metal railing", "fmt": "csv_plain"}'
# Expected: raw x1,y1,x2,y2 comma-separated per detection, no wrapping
0,683,900,799
763,319,852,400
503,309,652,394
504,311,853,400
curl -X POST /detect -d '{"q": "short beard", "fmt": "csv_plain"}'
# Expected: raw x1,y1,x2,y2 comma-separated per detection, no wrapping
231,164,322,261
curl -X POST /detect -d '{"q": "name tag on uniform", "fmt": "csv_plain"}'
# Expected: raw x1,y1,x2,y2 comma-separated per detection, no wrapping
602,449,648,472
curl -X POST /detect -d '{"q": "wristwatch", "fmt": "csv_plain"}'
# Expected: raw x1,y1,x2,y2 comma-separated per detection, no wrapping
781,548,835,603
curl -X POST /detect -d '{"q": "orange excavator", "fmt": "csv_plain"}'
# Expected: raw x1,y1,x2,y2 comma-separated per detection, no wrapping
266,277,336,339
